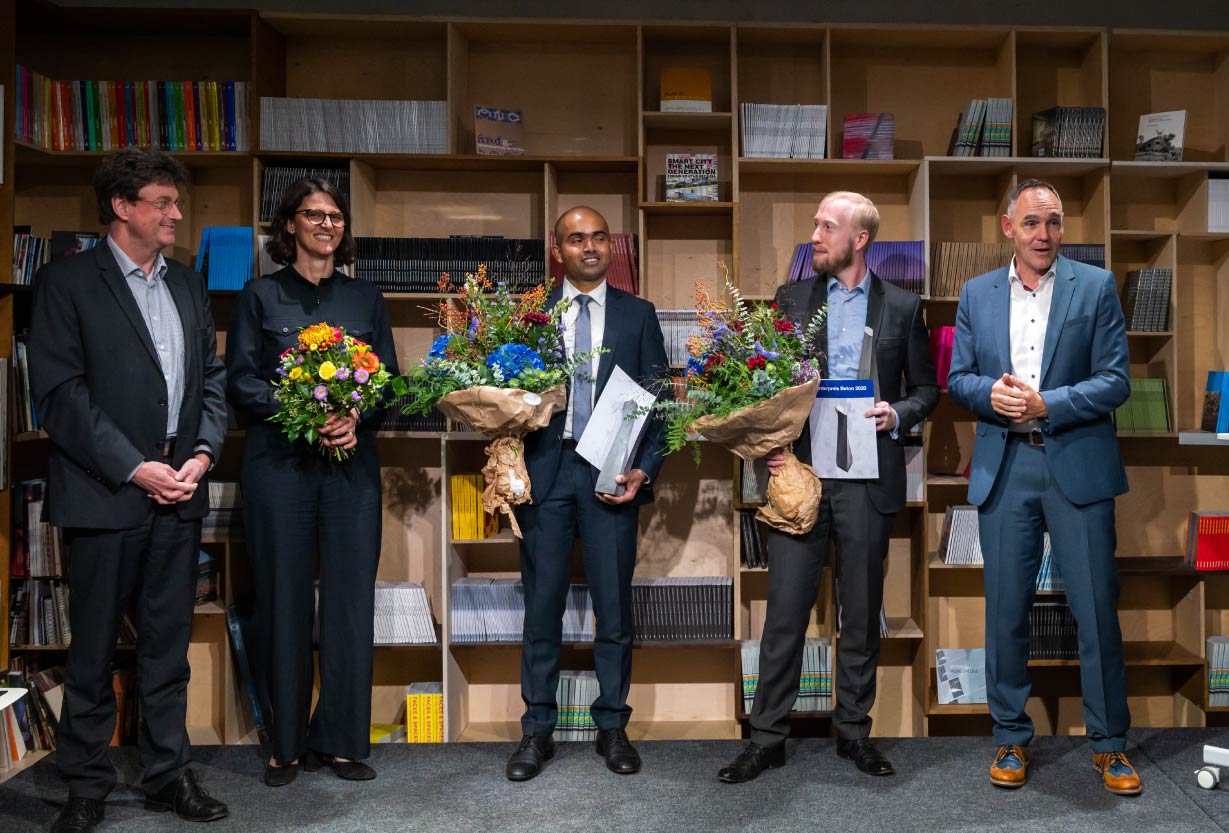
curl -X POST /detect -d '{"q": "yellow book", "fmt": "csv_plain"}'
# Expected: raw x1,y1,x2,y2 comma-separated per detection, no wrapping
449,474,465,540
660,67,712,113
370,722,405,743
406,693,420,742
433,693,444,742
471,474,484,540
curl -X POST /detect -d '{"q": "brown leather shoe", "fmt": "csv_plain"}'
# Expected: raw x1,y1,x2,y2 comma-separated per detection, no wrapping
1093,751,1143,795
989,744,1028,788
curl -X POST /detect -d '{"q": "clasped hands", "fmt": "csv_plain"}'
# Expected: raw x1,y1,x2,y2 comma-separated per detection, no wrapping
991,373,1048,423
133,453,212,505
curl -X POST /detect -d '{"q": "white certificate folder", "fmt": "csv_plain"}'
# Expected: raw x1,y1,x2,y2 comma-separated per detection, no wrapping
809,379,878,479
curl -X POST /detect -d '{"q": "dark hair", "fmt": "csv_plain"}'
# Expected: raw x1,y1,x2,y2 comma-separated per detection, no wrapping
265,177,355,267
92,148,189,225
1007,178,1062,214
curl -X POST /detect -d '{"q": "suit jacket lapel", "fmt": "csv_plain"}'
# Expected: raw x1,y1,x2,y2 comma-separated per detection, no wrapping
97,241,161,369
993,269,1012,375
1040,255,1077,386
595,287,619,396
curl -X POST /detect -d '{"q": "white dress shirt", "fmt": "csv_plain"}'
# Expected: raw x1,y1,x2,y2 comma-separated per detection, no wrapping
1008,256,1056,433
562,278,607,440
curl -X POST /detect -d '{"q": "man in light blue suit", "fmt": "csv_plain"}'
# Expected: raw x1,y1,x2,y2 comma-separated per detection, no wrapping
947,179,1141,796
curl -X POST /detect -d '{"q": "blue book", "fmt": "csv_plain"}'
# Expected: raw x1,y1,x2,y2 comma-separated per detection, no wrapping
1218,372,1229,435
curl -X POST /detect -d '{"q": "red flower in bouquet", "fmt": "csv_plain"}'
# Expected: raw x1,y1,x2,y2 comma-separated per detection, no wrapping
747,355,767,371
352,349,381,373
774,319,795,334
521,312,550,326
704,353,725,371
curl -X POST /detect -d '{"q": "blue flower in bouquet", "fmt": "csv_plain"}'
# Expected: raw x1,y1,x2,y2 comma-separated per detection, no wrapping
468,316,480,337
686,354,708,376
754,340,780,361
428,333,452,360
486,343,544,379
350,390,362,403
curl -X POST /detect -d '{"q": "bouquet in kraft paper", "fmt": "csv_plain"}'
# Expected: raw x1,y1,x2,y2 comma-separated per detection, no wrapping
654,266,826,534
392,266,602,537
269,323,393,460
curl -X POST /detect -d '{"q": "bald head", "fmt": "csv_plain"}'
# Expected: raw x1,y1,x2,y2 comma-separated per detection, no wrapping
553,205,611,288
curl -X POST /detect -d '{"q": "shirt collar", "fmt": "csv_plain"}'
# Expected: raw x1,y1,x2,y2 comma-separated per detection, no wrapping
563,277,607,306
826,268,871,296
1008,256,1056,287
106,236,167,283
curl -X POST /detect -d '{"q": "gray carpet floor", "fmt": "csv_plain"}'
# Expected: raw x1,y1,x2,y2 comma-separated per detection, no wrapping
4,729,1229,833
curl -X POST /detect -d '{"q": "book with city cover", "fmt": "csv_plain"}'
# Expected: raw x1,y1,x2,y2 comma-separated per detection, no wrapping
665,153,719,202
1136,111,1186,161
659,67,712,112
474,105,525,156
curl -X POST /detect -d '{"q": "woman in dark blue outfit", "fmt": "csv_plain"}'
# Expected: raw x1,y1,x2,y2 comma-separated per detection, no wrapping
225,178,398,787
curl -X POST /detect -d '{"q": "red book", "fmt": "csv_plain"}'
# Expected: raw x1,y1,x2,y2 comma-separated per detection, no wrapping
184,81,197,152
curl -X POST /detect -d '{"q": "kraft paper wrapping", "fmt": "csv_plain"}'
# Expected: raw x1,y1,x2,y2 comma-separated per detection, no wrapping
692,378,821,535
437,385,567,538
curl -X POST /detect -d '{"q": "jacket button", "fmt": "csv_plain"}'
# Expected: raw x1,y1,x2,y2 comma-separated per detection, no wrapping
282,326,289,333
159,400,167,407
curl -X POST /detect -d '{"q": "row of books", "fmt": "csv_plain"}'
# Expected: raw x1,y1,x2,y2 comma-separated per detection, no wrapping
740,103,827,160
785,240,926,296
1211,178,1229,233
632,577,733,641
905,445,924,503
380,394,447,432
15,66,250,153
195,227,254,291
549,232,640,296
259,163,351,224
405,682,444,742
450,474,500,541
929,325,954,388
739,510,768,570
204,482,242,539
842,112,894,160
1059,243,1107,270
2,661,64,755
938,505,983,565
9,580,141,647
656,310,704,369
12,480,63,578
258,97,447,155
665,153,719,202
555,670,599,741
948,98,1013,157
1029,601,1079,660
12,336,35,433
1120,268,1172,332
1035,534,1065,593
11,230,100,287
1204,371,1229,435
1031,106,1105,158
355,236,546,293
930,242,1013,298
449,578,589,643
740,638,832,714
1209,636,1229,707
1186,512,1229,572
373,582,437,646
1112,377,1172,433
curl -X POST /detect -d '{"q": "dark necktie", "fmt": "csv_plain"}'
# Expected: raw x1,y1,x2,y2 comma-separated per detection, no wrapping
572,294,593,438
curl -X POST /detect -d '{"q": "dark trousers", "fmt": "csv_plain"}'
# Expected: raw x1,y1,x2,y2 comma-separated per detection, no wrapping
515,446,639,736
242,444,383,763
751,478,892,745
979,438,1129,753
57,506,200,800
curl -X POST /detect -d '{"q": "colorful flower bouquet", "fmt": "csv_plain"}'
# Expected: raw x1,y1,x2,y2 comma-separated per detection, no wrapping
391,266,602,537
269,322,393,460
656,268,826,534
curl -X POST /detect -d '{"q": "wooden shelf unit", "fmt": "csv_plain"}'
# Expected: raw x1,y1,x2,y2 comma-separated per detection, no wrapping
2,8,1228,749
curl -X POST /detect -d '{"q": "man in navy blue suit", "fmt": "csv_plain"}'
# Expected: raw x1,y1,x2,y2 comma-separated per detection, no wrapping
947,179,1141,795
504,206,670,781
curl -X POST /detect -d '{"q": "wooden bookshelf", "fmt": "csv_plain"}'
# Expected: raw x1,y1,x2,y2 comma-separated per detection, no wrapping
2,8,1229,752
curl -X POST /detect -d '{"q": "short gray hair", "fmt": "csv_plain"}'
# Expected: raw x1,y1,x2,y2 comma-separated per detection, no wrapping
1006,178,1063,218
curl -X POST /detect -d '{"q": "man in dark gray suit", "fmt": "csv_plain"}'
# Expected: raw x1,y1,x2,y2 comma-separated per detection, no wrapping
719,191,939,782
30,148,229,832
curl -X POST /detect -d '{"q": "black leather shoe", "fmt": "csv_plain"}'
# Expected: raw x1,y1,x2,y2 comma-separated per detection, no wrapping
302,749,376,781
595,727,641,774
836,737,895,776
717,741,787,783
262,761,299,787
144,769,229,821
50,797,104,833
506,735,555,781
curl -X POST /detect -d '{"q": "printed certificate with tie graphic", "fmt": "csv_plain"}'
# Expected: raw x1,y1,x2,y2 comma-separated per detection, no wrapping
809,379,878,479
